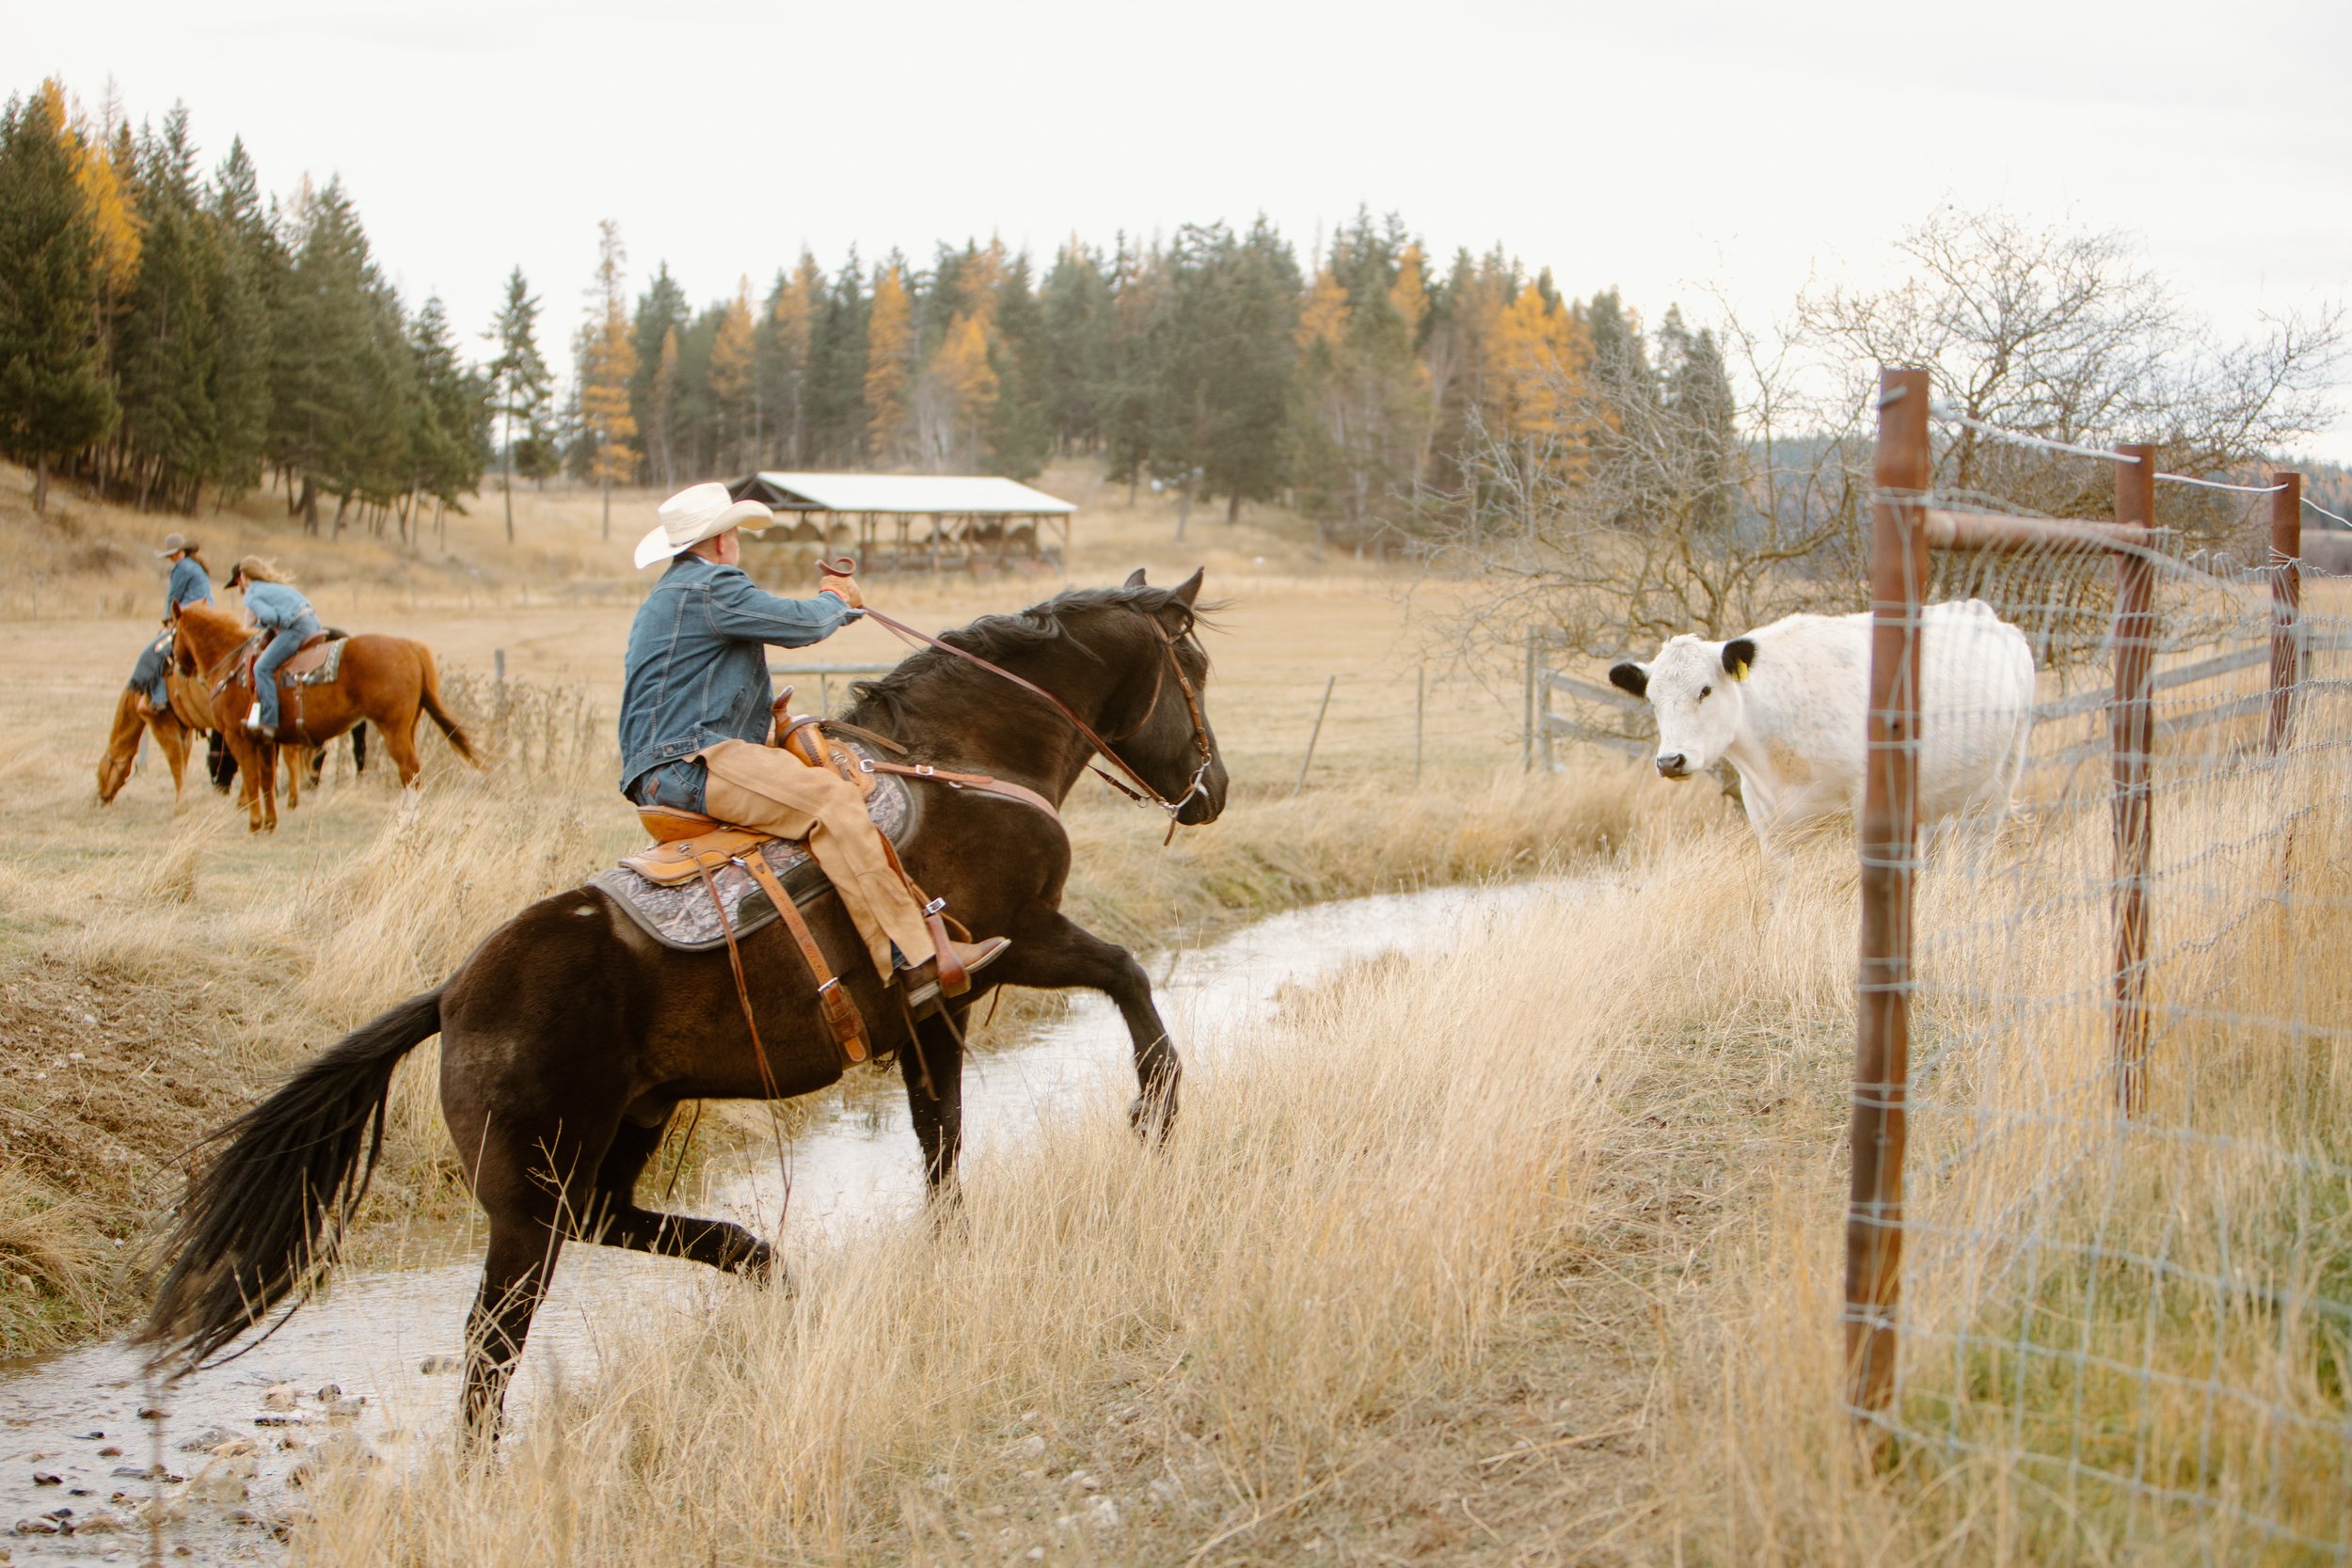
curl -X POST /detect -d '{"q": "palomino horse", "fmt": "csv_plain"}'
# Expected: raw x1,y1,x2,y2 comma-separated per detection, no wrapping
143,572,1228,1436
99,661,366,806
169,601,477,831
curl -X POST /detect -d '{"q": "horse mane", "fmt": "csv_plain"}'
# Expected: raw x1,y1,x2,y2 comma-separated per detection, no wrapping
844,583,1209,736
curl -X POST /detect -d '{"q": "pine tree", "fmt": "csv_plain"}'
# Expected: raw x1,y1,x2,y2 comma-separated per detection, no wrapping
0,83,119,513
116,103,222,512
271,177,376,531
807,252,868,465
865,259,913,466
628,261,687,486
406,294,484,547
485,265,551,541
580,220,638,538
206,135,275,503
984,251,1050,480
1040,239,1113,455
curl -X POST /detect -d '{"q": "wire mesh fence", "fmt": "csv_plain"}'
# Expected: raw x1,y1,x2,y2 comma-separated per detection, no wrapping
1847,368,2352,1559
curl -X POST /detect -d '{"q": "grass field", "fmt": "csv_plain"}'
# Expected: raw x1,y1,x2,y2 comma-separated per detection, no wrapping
4,460,2345,1564
0,460,1677,1356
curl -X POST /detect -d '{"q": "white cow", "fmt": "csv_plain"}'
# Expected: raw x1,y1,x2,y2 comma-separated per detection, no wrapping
1606,599,2035,849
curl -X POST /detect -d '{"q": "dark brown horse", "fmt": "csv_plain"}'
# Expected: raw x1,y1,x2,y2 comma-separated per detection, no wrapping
170,601,478,832
142,571,1228,1435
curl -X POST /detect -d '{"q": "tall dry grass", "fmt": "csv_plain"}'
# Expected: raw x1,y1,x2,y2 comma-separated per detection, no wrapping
1648,705,2352,1563
278,689,2352,1564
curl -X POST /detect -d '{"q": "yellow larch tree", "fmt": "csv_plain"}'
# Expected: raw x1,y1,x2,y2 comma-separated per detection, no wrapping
1492,282,1594,442
927,312,997,469
770,250,820,462
581,219,639,539
865,261,913,465
1389,243,1428,344
707,277,755,470
1296,266,1349,351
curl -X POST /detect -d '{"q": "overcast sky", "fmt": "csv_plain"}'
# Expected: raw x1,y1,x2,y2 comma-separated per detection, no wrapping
19,0,2352,458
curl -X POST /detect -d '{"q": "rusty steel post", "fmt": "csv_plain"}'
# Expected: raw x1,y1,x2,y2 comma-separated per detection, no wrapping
2267,472,2303,754
2110,446,2157,1117
1846,366,1930,1422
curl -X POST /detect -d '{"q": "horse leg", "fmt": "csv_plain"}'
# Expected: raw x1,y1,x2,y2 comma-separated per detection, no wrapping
382,713,425,788
988,911,1179,1138
901,1012,966,1199
155,717,188,799
578,1117,773,1276
461,1212,564,1442
260,744,278,832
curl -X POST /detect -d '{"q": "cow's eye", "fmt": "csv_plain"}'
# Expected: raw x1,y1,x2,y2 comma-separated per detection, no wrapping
1698,685,1712,700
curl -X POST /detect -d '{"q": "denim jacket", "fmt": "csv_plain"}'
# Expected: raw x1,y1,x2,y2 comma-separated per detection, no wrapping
618,554,857,797
243,580,313,630
166,557,213,617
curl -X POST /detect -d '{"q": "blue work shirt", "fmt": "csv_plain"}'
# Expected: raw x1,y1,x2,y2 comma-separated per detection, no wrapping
243,580,314,631
618,554,858,800
165,557,213,616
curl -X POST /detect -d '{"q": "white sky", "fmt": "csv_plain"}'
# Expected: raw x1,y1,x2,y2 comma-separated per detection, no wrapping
19,0,2352,458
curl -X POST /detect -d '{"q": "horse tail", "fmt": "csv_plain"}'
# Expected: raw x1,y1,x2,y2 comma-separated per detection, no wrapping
415,646,480,768
140,989,444,1372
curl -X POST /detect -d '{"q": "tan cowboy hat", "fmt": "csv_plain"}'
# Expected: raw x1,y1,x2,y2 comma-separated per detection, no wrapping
633,483,775,570
155,532,199,558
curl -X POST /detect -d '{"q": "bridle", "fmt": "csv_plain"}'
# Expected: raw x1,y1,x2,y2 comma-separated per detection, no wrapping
844,578,1216,839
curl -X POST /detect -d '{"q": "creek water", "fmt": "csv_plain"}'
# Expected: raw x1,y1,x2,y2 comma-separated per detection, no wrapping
0,879,1569,1561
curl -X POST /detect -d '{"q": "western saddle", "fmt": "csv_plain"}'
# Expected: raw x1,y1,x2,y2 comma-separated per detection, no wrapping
616,693,1002,1072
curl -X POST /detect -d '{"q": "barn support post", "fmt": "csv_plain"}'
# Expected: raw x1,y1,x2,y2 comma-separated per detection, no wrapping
1847,365,1930,1428
2266,471,2303,754
2110,445,2157,1117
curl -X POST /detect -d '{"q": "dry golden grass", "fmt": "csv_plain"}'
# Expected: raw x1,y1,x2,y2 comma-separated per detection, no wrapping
0,455,1664,1354
271,689,2352,1565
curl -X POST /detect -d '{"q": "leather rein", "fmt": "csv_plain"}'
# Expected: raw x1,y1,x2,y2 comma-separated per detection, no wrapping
846,588,1216,840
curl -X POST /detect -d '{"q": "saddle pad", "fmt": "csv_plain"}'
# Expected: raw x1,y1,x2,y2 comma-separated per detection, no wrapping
279,638,345,686
590,759,916,952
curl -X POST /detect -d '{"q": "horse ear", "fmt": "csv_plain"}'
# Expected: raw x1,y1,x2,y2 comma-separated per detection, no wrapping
1171,567,1205,607
1124,567,1148,588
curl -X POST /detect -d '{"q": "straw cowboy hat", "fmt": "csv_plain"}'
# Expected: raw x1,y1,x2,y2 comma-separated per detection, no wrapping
155,532,200,558
633,483,775,570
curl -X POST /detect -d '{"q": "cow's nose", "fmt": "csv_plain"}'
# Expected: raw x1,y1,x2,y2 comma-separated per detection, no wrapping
1656,753,1689,778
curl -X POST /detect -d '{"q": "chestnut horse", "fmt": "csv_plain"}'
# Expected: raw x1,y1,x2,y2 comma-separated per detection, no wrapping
170,601,477,832
143,572,1229,1437
98,659,367,807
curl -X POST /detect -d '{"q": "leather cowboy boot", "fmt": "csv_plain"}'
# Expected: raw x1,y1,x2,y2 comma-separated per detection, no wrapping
898,936,1011,1016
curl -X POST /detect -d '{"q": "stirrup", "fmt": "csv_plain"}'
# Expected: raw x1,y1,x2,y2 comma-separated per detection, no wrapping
898,936,1010,1014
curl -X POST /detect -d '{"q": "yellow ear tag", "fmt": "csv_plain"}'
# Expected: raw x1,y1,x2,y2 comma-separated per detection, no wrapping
1729,657,1751,682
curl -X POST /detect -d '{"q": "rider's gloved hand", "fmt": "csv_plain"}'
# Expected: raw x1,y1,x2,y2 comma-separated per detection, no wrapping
819,574,866,610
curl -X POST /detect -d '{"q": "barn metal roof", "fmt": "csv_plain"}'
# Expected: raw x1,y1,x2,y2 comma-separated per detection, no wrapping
732,472,1075,516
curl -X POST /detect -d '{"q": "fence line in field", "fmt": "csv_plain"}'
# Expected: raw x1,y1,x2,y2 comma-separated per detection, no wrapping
1838,366,2352,1557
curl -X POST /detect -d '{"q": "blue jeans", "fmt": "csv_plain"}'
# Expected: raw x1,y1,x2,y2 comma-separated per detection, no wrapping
130,632,172,708
253,613,322,730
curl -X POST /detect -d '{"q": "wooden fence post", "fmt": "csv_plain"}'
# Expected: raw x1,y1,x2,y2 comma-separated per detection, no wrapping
1522,629,1536,773
2110,445,2156,1117
1847,366,1930,1424
2267,471,2303,754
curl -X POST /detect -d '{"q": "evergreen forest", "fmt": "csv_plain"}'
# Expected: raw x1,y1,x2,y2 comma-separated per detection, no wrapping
0,78,1737,551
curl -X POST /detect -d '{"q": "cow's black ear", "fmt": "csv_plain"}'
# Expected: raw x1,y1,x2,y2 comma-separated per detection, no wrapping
1125,567,1148,587
1723,639,1756,681
1607,661,1648,698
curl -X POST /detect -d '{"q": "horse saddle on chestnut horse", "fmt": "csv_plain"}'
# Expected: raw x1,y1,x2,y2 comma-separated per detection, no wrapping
218,631,345,697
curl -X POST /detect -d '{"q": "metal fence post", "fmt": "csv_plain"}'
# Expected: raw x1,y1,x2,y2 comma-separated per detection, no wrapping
2266,471,2303,755
1414,664,1425,784
1848,366,1930,1424
2110,445,2156,1117
1522,629,1536,773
